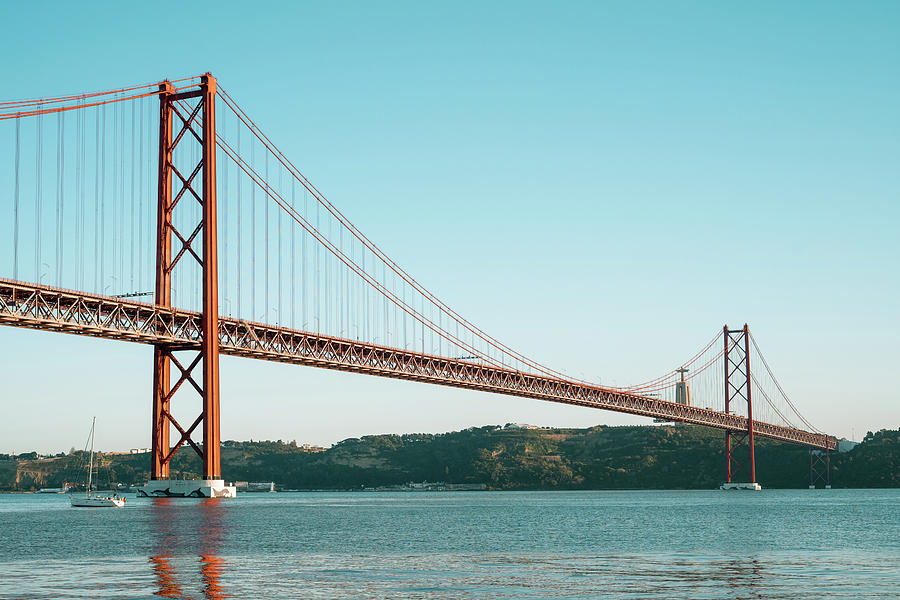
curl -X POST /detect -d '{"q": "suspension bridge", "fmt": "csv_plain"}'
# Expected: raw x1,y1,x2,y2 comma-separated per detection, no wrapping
0,74,836,496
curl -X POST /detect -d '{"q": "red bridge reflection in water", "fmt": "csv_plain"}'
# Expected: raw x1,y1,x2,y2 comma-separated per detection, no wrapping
150,497,229,599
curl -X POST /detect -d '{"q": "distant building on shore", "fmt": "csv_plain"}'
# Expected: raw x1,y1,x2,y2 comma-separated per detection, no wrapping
365,481,487,492
300,444,327,453
235,481,276,492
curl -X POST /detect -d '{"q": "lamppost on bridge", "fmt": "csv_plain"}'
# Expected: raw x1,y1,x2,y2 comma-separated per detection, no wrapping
103,275,118,297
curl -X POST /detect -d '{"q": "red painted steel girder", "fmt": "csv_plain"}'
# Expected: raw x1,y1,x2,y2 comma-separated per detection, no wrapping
0,278,837,451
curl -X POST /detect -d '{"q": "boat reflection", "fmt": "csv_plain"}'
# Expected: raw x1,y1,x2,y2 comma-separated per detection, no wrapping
149,497,230,599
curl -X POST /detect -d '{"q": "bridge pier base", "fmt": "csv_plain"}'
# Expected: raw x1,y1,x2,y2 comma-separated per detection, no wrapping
137,479,236,498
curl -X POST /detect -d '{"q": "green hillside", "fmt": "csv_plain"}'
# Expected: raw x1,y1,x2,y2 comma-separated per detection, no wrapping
2,425,897,491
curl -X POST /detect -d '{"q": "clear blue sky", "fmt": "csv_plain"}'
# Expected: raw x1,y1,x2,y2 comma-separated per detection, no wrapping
1,1,897,452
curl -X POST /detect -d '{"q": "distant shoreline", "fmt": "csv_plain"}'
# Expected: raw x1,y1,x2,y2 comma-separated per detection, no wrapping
3,425,897,492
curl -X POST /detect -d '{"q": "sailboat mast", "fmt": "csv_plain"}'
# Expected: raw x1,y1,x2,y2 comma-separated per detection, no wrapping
87,417,96,497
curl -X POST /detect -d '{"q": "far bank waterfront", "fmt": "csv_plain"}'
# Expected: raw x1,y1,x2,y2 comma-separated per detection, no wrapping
4,424,896,493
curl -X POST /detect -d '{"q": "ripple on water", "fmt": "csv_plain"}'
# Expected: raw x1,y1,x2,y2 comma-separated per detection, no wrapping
0,489,898,599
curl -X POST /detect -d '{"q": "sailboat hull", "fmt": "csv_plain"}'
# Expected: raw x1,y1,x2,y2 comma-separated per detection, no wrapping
69,495,125,508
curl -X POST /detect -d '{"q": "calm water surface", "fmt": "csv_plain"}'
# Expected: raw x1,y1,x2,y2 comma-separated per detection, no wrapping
0,489,897,599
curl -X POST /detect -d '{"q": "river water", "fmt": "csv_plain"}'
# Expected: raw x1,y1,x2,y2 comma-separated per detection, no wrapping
0,489,897,599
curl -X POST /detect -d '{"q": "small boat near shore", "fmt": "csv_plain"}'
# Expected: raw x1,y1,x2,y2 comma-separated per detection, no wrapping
69,417,125,508
70,495,124,508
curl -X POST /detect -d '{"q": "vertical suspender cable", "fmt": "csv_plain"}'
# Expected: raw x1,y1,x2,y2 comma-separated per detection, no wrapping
36,105,42,282
100,104,106,292
251,137,256,320
120,103,126,293
130,101,135,290
13,118,20,280
150,98,154,293
94,107,100,292
302,188,307,329
81,101,86,291
58,111,65,286
138,97,144,291
55,114,61,285
329,219,333,335
383,262,388,346
111,103,118,294
315,193,320,333
291,177,295,329
363,248,367,343
265,151,269,322
340,227,353,337
348,231,353,336
113,103,119,292
278,164,282,324
236,126,242,319
222,111,229,315
75,101,81,289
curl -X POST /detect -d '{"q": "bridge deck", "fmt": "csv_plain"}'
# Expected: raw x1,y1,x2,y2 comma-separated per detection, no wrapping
0,279,835,450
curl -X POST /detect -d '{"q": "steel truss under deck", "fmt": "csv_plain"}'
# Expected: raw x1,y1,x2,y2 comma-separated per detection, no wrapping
0,278,836,451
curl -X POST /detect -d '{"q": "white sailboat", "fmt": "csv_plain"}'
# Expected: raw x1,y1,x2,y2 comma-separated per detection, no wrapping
69,417,125,508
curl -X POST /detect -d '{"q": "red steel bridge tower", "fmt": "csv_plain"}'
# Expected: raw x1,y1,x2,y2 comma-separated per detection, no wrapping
721,324,760,490
144,74,231,498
